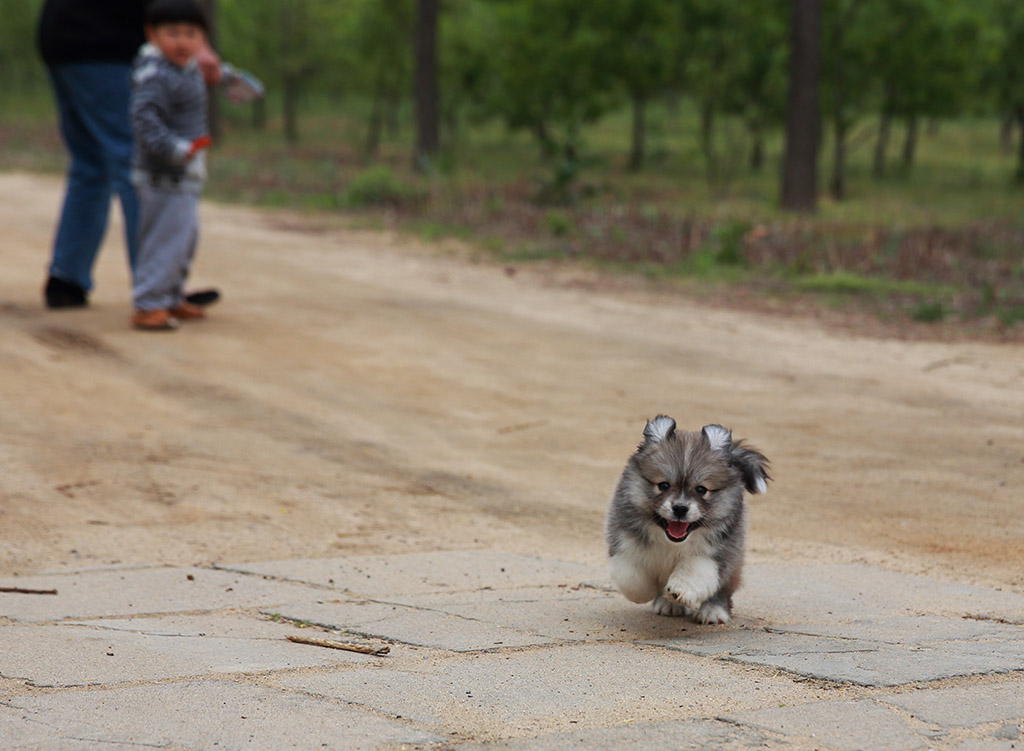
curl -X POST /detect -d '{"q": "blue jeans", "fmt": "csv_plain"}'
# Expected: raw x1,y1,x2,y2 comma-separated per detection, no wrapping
47,62,139,292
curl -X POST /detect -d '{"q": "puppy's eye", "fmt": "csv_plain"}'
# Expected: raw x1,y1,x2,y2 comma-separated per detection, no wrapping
656,481,671,492
695,485,708,496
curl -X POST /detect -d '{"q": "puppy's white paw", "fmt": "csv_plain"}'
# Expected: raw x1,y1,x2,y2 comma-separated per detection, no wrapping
664,582,704,611
652,594,690,617
665,559,718,611
693,601,731,625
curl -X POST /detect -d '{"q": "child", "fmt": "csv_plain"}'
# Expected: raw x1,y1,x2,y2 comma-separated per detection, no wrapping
129,0,213,330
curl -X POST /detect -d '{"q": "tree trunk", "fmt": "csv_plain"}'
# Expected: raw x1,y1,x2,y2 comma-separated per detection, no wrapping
1002,113,1016,155
1015,107,1024,185
900,113,918,174
872,110,891,179
629,91,646,171
700,101,718,183
827,10,846,201
872,84,895,180
279,1,304,145
443,107,458,152
365,91,383,157
413,0,440,171
283,74,300,144
749,120,765,172
829,116,847,201
385,94,401,139
533,122,557,160
781,0,822,212
252,96,266,131
200,0,221,140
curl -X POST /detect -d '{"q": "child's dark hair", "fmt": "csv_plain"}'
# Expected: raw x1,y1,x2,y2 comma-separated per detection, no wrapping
145,0,208,32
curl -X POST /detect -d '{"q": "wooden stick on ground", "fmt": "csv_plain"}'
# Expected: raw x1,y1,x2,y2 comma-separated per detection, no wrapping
0,587,58,595
286,634,390,656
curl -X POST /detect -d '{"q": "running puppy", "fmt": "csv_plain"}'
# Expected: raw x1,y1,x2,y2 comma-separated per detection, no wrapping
605,416,770,624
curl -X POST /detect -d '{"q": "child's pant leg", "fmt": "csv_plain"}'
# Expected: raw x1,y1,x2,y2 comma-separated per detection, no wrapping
133,184,198,311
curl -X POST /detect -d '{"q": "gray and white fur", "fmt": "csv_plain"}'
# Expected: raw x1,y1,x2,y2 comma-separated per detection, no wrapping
605,416,770,624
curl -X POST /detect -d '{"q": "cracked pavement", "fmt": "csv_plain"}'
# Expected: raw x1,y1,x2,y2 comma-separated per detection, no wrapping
2,551,1023,750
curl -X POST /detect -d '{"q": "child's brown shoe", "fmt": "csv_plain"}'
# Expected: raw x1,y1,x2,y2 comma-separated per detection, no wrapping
169,301,206,320
132,309,179,330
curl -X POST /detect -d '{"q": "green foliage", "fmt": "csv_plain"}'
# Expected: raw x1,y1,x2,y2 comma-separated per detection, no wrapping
342,166,423,207
6,0,1024,184
795,272,952,299
3,0,1024,329
911,299,947,323
857,0,990,119
542,209,575,238
594,0,682,100
708,221,752,266
482,0,615,164
0,0,48,104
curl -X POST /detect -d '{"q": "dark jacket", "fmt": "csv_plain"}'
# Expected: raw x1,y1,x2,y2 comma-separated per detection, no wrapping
37,0,149,65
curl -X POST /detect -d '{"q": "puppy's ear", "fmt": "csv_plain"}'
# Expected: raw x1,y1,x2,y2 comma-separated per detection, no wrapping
643,415,676,445
731,442,771,495
701,424,732,452
703,425,770,494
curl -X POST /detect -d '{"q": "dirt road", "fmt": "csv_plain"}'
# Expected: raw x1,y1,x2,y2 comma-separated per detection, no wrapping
1,172,1021,594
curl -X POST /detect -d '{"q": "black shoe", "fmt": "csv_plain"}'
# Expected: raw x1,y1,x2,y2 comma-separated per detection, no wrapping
184,287,220,307
44,276,88,309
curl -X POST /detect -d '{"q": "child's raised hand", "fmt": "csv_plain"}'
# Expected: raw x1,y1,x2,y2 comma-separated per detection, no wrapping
186,135,212,159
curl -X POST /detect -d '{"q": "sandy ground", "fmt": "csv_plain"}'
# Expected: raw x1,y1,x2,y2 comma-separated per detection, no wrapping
1,172,1022,595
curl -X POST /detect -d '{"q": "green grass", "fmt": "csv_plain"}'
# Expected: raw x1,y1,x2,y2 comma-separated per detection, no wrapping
793,272,954,298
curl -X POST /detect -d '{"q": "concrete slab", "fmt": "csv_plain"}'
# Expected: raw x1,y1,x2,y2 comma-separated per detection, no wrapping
0,614,369,687
218,551,600,596
725,699,925,751
739,565,1024,623
950,742,1020,751
264,598,560,651
4,553,1024,750
272,643,828,736
649,617,1024,687
644,627,880,658
0,566,330,623
771,615,1024,646
368,585,707,644
880,682,1024,728
724,642,1020,687
0,680,442,750
451,719,797,751
992,723,1023,740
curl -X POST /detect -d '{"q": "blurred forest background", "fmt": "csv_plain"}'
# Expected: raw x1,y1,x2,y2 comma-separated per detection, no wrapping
1,0,1022,334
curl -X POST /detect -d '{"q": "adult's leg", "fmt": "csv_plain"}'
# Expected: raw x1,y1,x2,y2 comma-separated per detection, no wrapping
47,65,110,295
46,63,138,295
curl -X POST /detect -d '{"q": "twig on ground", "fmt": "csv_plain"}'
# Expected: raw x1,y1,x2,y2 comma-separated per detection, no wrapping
0,586,58,595
286,634,390,656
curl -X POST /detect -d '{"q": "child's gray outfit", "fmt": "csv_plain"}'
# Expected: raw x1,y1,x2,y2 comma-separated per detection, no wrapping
130,43,208,312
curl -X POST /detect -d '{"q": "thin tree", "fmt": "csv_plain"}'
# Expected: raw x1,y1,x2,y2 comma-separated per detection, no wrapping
279,0,310,145
781,0,822,212
200,0,221,140
413,0,440,171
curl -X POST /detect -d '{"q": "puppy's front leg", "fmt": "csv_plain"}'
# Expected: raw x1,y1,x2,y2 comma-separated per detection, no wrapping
609,554,660,605
664,557,719,611
652,594,690,617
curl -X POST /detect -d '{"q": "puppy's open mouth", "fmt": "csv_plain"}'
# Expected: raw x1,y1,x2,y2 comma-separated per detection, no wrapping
656,518,701,542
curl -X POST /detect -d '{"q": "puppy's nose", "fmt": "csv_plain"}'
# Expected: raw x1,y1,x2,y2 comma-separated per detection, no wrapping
672,503,689,519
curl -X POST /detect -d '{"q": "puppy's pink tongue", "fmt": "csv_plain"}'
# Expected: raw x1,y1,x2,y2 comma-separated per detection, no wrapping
667,521,689,540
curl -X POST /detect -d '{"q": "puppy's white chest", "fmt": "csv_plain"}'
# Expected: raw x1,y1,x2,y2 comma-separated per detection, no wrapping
642,529,714,586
